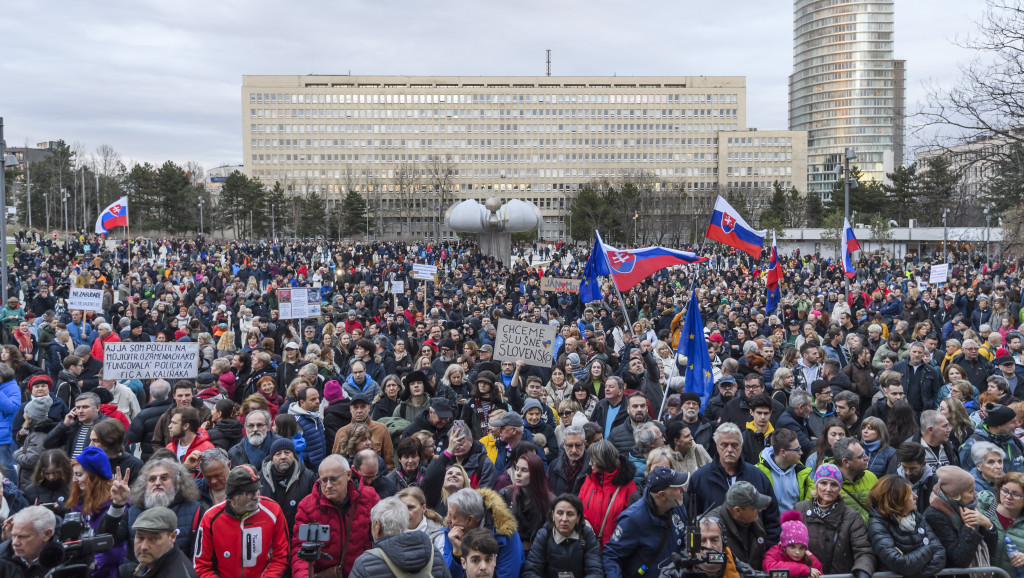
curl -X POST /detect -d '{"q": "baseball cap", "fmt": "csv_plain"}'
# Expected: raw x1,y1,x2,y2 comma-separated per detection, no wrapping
430,397,454,419
725,481,772,510
646,467,689,493
490,411,524,428
284,342,300,350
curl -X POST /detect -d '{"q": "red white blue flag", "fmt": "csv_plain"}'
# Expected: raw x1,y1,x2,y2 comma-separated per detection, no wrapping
579,231,707,300
766,231,781,314
95,196,128,235
841,218,860,278
705,196,766,258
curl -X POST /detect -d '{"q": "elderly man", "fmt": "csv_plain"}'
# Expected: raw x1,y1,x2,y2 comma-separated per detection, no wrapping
97,378,141,422
291,455,380,578
228,409,280,468
194,448,230,508
0,506,56,577
603,467,688,578
590,376,629,439
442,488,523,578
258,438,315,528
548,425,589,495
130,507,198,578
90,322,121,361
952,339,994,391
961,403,1024,472
334,392,394,468
195,465,290,578
774,389,816,456
349,497,452,578
99,457,205,560
354,448,397,499
687,422,780,543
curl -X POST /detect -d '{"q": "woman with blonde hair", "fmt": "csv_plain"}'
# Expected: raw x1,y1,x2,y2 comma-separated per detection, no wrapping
336,422,373,460
770,366,795,407
215,329,236,359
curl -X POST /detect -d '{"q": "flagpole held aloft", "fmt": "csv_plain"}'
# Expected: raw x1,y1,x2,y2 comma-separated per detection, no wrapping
667,290,714,416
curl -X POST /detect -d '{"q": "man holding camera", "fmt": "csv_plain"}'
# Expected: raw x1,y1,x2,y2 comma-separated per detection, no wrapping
194,464,290,578
290,454,379,578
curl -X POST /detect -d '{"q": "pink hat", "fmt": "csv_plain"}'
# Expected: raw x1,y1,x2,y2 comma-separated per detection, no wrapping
324,380,345,404
780,510,809,548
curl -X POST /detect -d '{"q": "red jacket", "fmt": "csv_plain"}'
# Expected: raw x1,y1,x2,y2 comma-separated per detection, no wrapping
165,428,216,462
578,466,637,546
194,496,290,578
763,544,823,577
100,405,130,430
290,480,379,578
91,332,120,361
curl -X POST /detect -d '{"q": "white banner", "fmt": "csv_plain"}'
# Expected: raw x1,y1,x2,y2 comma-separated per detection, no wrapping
930,263,949,284
103,342,200,380
493,319,557,368
278,288,322,319
412,264,437,275
68,288,104,312
390,281,405,294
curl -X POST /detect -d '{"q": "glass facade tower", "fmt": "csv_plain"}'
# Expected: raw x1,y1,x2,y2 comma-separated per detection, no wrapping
790,0,905,198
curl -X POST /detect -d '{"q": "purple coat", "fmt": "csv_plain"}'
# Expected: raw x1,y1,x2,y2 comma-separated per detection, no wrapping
73,500,126,578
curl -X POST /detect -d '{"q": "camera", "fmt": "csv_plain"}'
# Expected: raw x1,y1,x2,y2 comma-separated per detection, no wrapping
296,523,332,573
43,512,115,578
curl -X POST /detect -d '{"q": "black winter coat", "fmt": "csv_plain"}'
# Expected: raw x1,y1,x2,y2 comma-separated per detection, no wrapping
548,454,589,497
522,525,603,578
206,418,244,451
868,508,946,577
923,501,998,571
125,397,174,461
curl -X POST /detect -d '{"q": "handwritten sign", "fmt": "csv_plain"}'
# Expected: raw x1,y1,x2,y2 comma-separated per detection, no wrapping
540,277,581,294
103,342,200,380
68,288,104,312
930,263,949,284
493,319,557,368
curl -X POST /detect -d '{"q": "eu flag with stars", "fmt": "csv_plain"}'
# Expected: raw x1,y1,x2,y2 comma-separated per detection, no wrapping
579,232,610,304
676,290,714,410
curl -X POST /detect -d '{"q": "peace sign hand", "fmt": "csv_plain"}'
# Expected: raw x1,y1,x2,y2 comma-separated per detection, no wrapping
110,467,131,507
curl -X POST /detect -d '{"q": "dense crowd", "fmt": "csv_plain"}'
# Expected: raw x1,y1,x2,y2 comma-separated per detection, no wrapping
0,230,1020,578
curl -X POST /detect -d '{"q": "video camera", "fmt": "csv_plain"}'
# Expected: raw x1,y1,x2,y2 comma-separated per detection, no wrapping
41,511,115,578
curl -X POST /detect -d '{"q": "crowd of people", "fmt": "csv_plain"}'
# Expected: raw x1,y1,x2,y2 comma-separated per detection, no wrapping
0,229,1019,578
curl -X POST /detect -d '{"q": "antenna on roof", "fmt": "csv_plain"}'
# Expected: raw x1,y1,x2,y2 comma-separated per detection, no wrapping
546,49,551,77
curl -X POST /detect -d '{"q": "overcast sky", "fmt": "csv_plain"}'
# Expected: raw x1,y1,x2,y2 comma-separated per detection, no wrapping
1,0,987,171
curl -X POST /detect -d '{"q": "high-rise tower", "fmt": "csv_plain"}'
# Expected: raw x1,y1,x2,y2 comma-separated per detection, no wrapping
790,0,905,198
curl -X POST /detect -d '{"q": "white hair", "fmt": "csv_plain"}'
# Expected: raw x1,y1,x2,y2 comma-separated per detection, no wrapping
12,506,56,535
370,497,410,538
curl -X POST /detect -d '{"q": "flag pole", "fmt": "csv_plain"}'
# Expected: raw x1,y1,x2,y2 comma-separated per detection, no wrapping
594,230,635,342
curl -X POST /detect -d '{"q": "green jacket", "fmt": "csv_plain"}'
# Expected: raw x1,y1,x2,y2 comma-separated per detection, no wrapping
980,489,1024,575
755,455,815,508
0,305,24,329
841,469,878,524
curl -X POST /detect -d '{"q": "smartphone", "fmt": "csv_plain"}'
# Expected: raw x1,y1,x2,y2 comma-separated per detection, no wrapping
451,420,469,439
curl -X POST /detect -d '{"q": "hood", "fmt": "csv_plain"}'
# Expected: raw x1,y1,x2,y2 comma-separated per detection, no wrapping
477,487,518,538
213,418,243,435
287,403,317,418
759,447,795,475
375,531,436,573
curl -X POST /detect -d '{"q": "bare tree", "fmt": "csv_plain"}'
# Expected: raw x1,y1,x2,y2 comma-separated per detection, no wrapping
426,154,456,241
391,161,420,239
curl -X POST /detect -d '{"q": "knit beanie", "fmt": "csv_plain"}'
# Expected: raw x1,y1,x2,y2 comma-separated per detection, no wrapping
936,465,975,499
269,438,295,457
779,510,809,548
323,380,345,404
985,403,1016,428
24,395,53,422
813,463,843,486
76,446,112,480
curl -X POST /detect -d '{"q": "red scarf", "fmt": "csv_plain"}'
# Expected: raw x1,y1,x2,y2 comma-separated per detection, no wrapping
14,329,32,357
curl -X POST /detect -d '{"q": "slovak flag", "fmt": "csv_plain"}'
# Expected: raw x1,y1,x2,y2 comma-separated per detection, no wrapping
766,231,781,314
600,233,706,292
841,218,860,278
705,196,766,258
95,196,128,235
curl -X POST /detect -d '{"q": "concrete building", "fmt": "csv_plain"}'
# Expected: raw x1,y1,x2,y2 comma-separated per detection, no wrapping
790,0,905,198
204,164,245,195
242,75,807,241
778,225,1002,262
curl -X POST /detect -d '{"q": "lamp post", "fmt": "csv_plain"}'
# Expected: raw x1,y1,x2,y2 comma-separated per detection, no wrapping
0,117,22,303
62,188,69,238
198,197,204,237
833,147,857,302
633,211,638,245
43,192,49,235
984,204,993,266
942,208,950,261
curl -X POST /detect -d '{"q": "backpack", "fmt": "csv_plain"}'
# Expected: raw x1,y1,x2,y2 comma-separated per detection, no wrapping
365,546,434,578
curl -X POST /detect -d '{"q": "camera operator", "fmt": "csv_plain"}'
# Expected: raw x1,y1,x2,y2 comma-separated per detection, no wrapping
602,467,688,578
0,505,56,577
690,516,759,578
127,507,197,578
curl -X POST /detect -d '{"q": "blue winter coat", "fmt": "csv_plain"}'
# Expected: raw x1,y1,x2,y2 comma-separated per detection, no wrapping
0,380,22,445
688,457,781,544
602,492,687,578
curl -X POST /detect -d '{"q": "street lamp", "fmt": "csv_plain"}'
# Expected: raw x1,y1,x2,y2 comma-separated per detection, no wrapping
62,188,69,237
984,203,994,266
198,197,205,237
43,192,49,235
942,208,950,261
833,147,858,301
0,117,22,303
633,211,638,245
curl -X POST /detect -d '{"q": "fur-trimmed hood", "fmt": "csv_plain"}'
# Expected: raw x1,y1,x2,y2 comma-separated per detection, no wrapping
477,487,518,538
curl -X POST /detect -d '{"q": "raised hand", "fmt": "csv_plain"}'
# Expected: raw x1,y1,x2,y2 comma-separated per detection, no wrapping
184,450,203,470
110,467,131,507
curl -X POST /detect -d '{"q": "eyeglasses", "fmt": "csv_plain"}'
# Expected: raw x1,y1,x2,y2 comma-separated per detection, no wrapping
782,446,802,453
245,423,268,430
559,411,574,418
320,474,345,487
148,474,172,484
564,442,584,450
1002,488,1024,500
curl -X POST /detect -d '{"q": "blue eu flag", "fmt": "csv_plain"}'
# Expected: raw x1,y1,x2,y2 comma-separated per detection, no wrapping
676,290,714,410
579,232,609,304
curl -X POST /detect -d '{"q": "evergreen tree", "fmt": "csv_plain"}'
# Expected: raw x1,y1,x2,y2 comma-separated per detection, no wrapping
342,190,368,237
883,163,919,224
916,156,958,226
805,193,825,227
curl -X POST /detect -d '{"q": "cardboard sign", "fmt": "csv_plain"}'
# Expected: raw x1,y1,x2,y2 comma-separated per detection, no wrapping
390,281,405,294
493,319,557,368
540,277,581,293
930,263,949,284
103,342,200,380
68,288,104,312
279,288,322,319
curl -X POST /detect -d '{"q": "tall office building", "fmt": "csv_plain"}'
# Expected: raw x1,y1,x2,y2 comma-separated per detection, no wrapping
790,0,905,198
243,75,807,240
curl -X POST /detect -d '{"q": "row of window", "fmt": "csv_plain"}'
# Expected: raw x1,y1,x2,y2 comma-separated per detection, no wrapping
249,107,739,120
726,167,795,177
726,137,795,147
727,152,795,162
249,167,736,183
250,137,725,150
249,92,741,106
249,123,741,136
249,152,725,166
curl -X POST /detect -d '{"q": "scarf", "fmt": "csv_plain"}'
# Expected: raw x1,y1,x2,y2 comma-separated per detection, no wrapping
243,434,273,467
863,439,881,452
471,398,493,428
897,513,917,533
811,498,839,520
14,330,32,356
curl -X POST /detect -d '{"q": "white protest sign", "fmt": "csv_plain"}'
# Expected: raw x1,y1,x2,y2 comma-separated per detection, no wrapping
540,277,581,293
412,264,437,275
278,288,321,319
493,319,557,368
390,281,405,294
68,288,104,312
103,342,200,380
930,263,949,284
